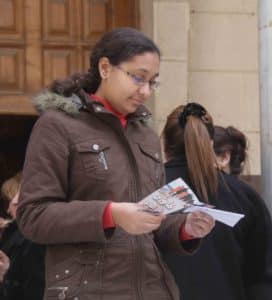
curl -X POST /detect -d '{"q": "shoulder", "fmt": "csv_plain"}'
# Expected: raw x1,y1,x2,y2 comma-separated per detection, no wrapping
164,160,190,184
129,105,159,142
221,172,271,217
223,173,262,201
130,119,160,148
30,110,71,145
37,108,75,127
34,108,89,141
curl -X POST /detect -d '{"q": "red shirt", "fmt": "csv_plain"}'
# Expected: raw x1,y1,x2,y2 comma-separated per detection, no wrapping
91,94,127,127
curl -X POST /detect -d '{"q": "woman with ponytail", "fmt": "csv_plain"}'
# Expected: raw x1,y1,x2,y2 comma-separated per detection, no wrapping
162,103,272,300
16,28,214,300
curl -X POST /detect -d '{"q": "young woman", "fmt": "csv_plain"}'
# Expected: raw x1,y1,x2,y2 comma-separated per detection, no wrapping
16,28,214,300
162,103,272,300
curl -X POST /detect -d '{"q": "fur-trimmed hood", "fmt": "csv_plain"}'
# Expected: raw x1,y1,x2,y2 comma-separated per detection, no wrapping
33,91,84,116
32,90,153,125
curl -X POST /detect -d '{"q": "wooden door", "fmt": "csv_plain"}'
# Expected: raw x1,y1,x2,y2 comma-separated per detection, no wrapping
0,0,139,210
0,0,139,115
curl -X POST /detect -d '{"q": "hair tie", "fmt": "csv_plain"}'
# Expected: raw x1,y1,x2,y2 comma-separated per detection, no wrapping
178,102,214,138
178,102,207,128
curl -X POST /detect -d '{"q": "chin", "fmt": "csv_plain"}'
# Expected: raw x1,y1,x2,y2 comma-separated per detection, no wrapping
121,105,135,115
128,107,139,114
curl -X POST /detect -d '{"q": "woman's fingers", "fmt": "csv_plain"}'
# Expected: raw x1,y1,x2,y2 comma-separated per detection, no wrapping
185,211,215,238
111,202,166,235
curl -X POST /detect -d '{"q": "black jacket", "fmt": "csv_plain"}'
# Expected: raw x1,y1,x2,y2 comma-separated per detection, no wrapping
164,157,272,300
0,221,45,300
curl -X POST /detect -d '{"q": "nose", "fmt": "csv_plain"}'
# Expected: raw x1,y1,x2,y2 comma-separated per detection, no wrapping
138,82,152,99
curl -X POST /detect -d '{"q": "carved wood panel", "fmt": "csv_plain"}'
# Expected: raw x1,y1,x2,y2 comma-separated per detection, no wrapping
0,0,139,115
42,0,77,42
43,48,77,86
82,0,108,42
0,47,25,93
0,0,24,40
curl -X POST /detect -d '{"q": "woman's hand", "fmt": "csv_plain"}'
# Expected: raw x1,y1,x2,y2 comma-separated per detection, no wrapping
184,211,215,238
111,202,166,235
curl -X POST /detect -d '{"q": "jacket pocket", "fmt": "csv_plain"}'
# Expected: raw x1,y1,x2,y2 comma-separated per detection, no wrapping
137,142,163,187
46,286,74,299
46,249,103,299
47,255,84,286
75,140,111,181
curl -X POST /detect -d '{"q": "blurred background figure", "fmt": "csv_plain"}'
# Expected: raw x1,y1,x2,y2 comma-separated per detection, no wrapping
0,172,45,300
213,125,248,176
162,103,272,300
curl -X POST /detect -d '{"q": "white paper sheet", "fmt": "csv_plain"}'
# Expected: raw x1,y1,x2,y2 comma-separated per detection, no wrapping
140,177,244,227
184,206,244,227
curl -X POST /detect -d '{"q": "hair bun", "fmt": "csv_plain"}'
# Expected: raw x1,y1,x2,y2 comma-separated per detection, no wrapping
178,102,207,128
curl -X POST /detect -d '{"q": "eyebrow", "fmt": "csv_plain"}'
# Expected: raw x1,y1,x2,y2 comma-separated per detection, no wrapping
135,68,160,78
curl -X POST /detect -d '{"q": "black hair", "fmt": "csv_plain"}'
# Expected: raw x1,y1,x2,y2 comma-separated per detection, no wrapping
213,126,248,175
49,27,161,96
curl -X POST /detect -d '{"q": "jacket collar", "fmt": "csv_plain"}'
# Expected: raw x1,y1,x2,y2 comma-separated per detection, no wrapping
33,90,152,123
88,94,152,123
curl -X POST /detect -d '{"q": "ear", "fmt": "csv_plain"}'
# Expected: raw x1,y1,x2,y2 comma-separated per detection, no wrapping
216,151,231,172
98,57,112,79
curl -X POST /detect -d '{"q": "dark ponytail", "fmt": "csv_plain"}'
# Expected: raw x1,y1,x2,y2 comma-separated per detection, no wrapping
49,72,98,97
49,27,160,97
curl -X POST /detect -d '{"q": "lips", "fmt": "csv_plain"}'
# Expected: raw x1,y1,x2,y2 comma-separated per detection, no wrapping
130,97,144,105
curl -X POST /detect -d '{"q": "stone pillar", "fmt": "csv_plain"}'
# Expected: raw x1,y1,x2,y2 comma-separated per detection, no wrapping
140,0,190,133
259,0,272,213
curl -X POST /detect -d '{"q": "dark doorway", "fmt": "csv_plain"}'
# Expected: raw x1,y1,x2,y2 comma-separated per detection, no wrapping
0,116,37,216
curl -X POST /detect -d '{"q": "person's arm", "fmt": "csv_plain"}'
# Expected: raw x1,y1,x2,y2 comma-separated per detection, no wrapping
16,111,113,245
154,211,214,255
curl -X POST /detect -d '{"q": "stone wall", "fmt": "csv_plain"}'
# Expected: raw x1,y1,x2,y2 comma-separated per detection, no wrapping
140,0,260,175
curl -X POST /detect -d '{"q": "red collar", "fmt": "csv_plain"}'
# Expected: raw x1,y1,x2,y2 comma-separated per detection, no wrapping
90,94,127,128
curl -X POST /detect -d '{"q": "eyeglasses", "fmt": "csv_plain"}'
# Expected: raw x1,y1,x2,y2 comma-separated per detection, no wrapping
116,66,160,91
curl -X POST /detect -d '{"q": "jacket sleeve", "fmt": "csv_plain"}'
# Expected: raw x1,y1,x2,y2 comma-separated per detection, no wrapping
17,111,112,245
154,213,200,255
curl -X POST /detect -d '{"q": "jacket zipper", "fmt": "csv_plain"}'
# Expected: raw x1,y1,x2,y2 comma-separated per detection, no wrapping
123,129,144,300
94,114,145,300
124,127,172,300
153,246,175,300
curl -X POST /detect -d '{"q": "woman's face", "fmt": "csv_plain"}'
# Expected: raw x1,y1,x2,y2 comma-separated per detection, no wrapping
216,151,231,174
7,191,19,219
96,52,160,116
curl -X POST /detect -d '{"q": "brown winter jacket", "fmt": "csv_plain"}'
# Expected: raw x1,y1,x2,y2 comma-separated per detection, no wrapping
17,91,199,300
